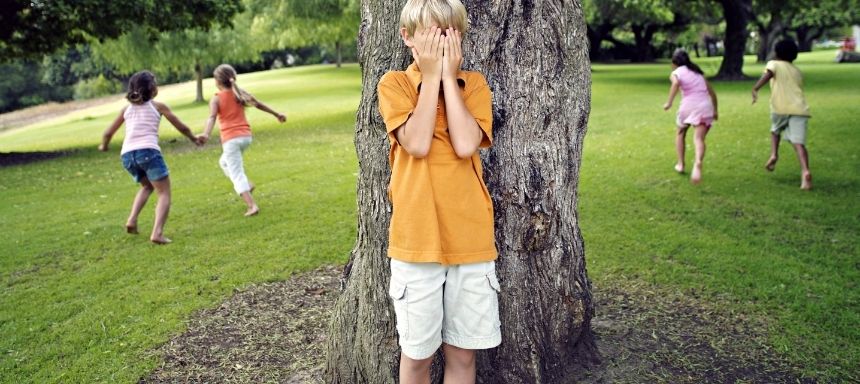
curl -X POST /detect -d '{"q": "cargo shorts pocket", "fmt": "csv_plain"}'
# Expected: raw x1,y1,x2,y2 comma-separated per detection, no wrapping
486,272,501,328
389,279,408,340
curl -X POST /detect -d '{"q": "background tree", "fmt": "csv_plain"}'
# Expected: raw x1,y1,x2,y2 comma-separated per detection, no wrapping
585,0,718,62
0,0,243,60
325,0,596,382
249,0,360,67
786,0,860,52
93,12,261,103
714,0,753,80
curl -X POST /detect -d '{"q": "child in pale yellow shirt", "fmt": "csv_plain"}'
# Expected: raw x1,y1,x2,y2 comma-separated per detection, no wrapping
752,39,812,190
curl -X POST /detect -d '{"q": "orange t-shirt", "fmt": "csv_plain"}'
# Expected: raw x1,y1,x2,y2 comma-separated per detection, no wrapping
377,62,496,265
216,90,252,143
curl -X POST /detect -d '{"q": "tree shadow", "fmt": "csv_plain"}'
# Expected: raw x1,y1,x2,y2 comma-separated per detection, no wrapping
0,151,71,168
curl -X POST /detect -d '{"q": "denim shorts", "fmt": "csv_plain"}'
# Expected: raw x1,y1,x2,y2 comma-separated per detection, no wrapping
121,148,169,183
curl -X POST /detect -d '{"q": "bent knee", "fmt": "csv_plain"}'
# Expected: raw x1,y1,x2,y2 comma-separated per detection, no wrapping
401,353,433,371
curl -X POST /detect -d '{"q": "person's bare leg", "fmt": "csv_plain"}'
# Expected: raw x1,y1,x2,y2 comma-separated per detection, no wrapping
149,177,172,244
675,126,688,173
765,133,780,171
400,353,433,384
690,124,708,184
126,177,154,234
442,344,476,384
793,143,812,190
240,190,259,216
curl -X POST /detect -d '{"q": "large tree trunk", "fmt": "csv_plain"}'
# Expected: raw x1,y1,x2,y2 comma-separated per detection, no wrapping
325,0,596,383
715,0,752,80
335,41,343,68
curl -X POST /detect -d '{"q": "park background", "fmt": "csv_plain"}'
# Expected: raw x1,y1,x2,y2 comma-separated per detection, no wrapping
0,0,858,382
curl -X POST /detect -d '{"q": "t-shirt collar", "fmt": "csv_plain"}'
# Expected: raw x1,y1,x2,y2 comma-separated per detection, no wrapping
406,61,466,91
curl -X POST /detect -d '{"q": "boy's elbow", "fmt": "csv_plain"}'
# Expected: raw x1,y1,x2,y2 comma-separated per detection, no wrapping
453,143,477,159
405,144,430,159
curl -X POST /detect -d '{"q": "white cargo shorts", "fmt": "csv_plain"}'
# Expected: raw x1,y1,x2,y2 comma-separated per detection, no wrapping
388,259,502,360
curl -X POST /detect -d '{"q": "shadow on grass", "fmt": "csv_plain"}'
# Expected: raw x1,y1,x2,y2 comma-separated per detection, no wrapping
0,151,72,168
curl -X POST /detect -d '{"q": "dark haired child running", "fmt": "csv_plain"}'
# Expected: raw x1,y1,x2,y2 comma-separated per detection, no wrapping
99,70,203,244
752,39,813,190
663,49,718,184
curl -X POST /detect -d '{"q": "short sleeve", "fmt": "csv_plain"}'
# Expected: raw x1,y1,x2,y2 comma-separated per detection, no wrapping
464,73,493,148
377,72,414,142
765,60,777,74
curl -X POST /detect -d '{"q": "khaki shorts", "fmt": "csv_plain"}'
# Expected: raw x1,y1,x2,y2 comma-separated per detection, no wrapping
771,114,809,145
389,259,502,360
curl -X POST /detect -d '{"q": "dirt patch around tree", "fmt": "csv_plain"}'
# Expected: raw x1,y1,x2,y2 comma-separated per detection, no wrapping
141,266,813,384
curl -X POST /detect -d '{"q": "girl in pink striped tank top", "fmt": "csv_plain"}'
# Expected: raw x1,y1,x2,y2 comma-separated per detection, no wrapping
663,49,719,185
99,70,203,244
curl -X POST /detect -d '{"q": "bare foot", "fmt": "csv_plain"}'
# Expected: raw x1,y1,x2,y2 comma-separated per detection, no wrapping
244,205,260,217
150,236,172,245
125,222,139,234
801,172,812,190
690,163,702,185
765,156,778,172
674,163,685,174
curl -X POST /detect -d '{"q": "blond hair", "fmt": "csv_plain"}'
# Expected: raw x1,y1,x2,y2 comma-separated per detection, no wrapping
399,0,468,38
213,64,256,107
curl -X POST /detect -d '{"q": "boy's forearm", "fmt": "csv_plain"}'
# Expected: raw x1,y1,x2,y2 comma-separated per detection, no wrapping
442,79,481,157
398,82,439,156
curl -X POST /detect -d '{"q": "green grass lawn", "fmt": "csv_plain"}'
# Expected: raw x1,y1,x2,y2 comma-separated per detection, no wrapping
583,50,859,381
1,50,857,382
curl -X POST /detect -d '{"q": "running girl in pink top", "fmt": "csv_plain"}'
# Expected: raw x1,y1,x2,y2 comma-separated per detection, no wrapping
99,70,202,244
663,49,719,184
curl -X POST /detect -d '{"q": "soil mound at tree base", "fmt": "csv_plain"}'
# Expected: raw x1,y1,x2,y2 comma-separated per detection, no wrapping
141,266,811,383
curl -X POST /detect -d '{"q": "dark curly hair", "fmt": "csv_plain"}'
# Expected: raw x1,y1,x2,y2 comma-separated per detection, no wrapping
126,70,157,104
774,39,799,62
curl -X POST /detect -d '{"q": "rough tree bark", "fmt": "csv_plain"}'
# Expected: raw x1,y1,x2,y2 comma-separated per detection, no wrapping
325,1,596,382
715,0,752,80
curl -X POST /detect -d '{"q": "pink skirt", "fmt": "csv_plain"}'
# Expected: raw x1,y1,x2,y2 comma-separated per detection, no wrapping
676,99,714,128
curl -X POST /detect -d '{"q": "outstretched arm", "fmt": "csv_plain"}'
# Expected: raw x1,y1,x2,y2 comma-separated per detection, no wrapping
200,97,219,143
99,107,127,151
706,80,718,120
252,97,286,123
751,69,774,104
153,101,202,145
663,75,680,111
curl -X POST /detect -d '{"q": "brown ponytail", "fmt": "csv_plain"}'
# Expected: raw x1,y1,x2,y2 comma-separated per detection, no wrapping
214,64,256,107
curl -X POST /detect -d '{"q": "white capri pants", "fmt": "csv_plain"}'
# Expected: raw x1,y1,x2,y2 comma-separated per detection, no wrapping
219,136,253,194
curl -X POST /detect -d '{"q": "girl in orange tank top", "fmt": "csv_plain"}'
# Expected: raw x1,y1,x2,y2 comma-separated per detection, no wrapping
199,64,287,216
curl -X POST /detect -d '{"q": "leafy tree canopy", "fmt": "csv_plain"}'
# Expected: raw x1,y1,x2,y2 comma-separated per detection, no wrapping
0,0,244,60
